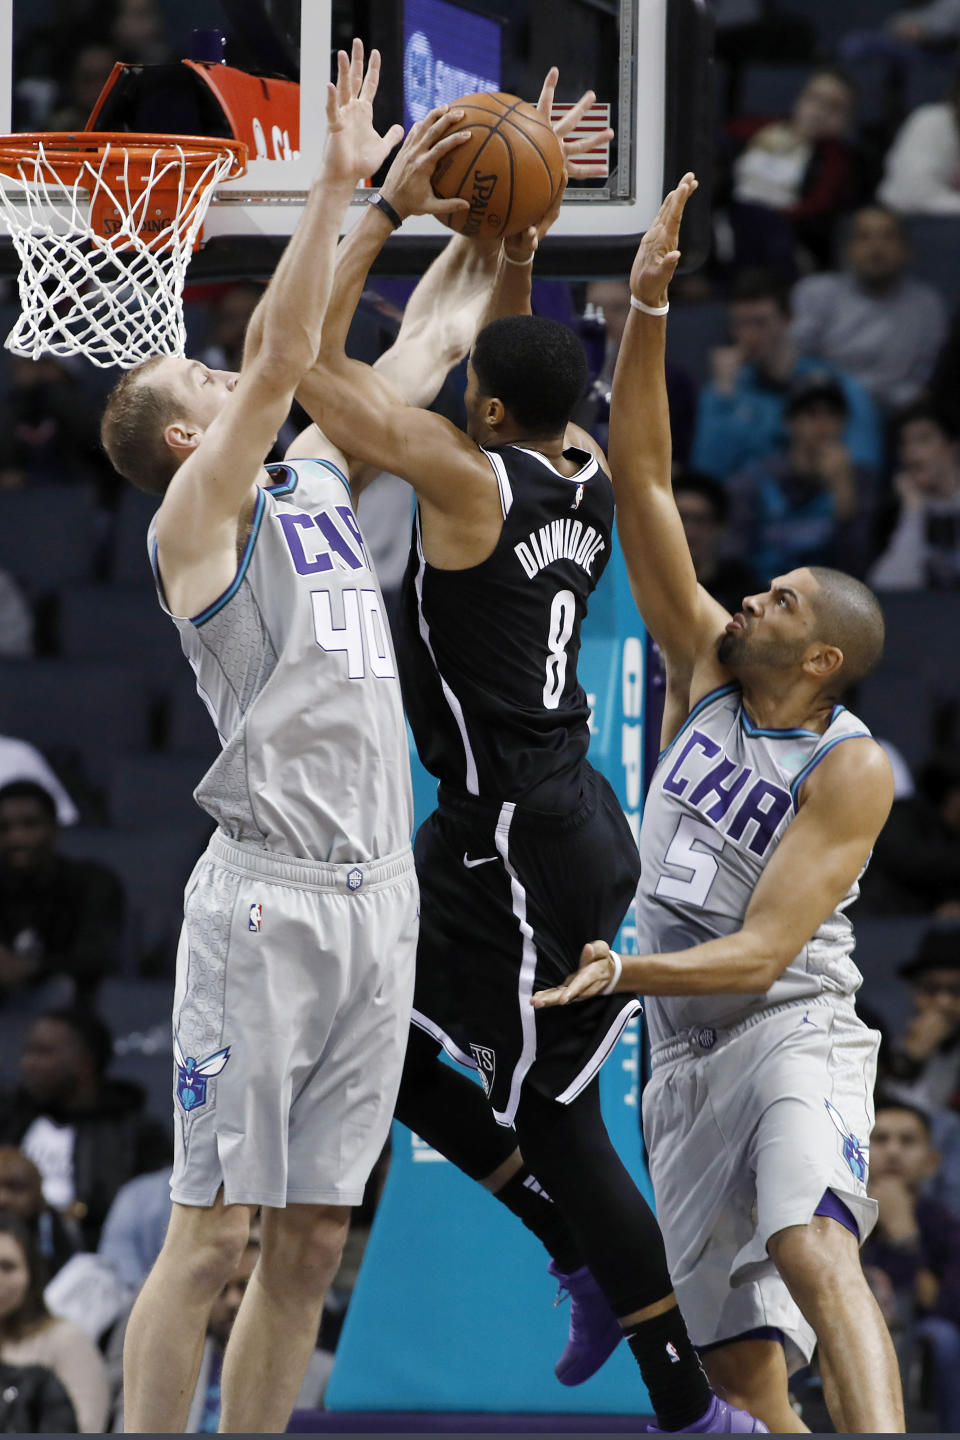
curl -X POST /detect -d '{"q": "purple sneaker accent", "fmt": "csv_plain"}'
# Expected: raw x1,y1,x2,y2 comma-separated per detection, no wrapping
547,1259,623,1386
647,1396,769,1433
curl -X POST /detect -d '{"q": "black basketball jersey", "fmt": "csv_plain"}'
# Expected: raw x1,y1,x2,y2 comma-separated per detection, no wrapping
399,441,612,813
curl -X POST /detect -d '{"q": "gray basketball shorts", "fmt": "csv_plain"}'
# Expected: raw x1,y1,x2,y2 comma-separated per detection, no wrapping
642,995,879,1373
170,831,418,1209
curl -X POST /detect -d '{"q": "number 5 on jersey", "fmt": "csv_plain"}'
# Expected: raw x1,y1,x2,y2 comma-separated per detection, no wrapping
311,587,395,679
655,815,724,907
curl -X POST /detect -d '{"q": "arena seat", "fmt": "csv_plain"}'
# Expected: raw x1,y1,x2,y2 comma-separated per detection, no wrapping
107,753,213,843
738,63,814,117
0,659,150,786
0,485,100,595
785,0,902,50
59,825,204,974
664,300,728,391
164,672,221,761
58,581,184,694
182,298,214,353
903,51,958,111
98,976,174,1121
851,913,929,1039
110,487,160,584
837,53,896,129
856,666,933,769
856,592,960,766
98,976,171,1040
870,592,959,673
903,217,960,310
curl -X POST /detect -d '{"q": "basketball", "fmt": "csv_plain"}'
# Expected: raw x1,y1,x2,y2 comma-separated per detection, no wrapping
431,92,565,239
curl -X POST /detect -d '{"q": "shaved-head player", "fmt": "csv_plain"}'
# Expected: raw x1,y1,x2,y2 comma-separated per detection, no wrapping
534,175,906,1434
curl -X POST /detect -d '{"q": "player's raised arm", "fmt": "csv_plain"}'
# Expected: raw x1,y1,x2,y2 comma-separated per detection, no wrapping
294,116,502,523
294,69,606,433
289,105,498,466
609,174,731,677
315,106,478,362
152,42,402,601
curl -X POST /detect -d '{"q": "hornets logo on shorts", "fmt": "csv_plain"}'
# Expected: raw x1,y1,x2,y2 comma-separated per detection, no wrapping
174,1033,231,1113
825,1099,868,1183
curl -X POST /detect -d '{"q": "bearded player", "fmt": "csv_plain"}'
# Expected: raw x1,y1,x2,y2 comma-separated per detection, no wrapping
534,174,905,1434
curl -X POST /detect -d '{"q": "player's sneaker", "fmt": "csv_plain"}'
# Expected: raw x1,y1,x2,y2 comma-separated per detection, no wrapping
548,1259,622,1386
647,1396,769,1433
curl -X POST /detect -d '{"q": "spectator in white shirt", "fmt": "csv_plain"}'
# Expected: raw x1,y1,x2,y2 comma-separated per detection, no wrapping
879,76,960,215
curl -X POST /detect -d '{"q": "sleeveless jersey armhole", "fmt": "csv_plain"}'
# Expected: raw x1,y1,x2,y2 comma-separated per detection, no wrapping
657,683,740,764
789,731,873,809
189,489,267,627
149,538,172,616
266,456,352,501
480,447,514,518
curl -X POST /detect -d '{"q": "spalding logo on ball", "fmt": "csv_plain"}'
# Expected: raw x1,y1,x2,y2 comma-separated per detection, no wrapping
432,92,564,238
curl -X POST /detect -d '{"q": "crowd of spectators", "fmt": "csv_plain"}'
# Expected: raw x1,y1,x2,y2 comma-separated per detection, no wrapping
2,0,960,1429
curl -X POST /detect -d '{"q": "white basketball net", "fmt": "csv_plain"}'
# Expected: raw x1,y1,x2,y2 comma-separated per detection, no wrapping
0,139,241,369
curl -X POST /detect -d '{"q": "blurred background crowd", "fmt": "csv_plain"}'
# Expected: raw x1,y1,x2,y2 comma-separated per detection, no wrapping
3,0,960,1430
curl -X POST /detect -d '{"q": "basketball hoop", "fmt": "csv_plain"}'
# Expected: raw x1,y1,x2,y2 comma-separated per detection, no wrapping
0,132,247,369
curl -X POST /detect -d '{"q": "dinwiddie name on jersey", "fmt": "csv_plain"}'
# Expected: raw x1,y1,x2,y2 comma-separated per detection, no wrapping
514,519,606,580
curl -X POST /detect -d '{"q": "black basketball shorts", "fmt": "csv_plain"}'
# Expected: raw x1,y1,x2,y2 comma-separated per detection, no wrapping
411,766,642,1126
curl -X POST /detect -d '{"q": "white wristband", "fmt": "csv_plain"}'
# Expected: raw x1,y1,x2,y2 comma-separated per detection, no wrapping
600,950,623,995
503,252,535,267
630,295,669,316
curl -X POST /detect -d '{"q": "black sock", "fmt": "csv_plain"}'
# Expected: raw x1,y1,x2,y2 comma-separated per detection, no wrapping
496,1167,583,1273
623,1307,712,1432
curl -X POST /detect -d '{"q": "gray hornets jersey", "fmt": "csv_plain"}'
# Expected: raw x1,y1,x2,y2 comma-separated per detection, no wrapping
636,683,872,1046
149,458,412,864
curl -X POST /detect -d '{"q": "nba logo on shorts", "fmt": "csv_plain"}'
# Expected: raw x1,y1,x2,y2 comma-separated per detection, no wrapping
347,867,364,892
248,903,262,933
469,1044,496,1096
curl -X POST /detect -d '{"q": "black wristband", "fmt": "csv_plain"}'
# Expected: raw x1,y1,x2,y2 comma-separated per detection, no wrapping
368,192,403,230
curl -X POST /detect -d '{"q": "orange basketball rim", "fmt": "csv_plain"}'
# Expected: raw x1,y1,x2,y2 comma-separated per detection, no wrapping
0,131,247,250
0,131,247,368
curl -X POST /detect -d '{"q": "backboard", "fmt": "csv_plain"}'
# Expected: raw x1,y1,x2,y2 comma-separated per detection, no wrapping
0,0,713,278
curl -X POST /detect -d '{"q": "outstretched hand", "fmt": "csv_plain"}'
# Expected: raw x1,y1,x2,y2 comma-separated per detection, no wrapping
502,68,613,264
630,171,698,309
322,39,405,188
530,940,620,1008
537,67,614,181
380,105,472,222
